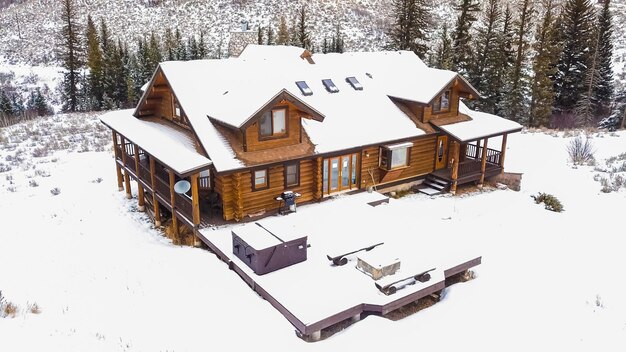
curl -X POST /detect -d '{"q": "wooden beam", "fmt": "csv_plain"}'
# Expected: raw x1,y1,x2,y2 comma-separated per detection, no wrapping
314,157,323,201
233,173,244,221
499,134,508,173
169,169,179,238
475,139,481,159
120,137,132,199
191,173,201,247
113,131,124,191
479,138,489,186
450,141,460,194
149,156,161,227
152,85,169,93
133,144,145,212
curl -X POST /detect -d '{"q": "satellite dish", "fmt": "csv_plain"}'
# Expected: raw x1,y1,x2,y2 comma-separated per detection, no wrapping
174,180,191,194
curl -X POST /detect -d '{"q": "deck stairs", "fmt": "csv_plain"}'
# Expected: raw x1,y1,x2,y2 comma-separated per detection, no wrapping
417,174,450,196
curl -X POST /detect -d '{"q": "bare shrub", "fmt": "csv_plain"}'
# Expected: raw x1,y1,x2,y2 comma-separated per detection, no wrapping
50,187,61,196
29,180,39,187
0,163,11,173
7,186,17,192
31,147,50,158
3,302,18,318
600,178,613,193
91,177,103,184
28,302,41,314
35,169,50,177
532,192,564,212
567,136,596,165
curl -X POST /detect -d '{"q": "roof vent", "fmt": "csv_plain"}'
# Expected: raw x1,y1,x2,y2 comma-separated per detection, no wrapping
296,81,313,96
346,77,363,91
322,79,339,93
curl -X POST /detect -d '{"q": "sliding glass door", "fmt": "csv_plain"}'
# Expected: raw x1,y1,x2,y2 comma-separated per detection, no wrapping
322,153,359,195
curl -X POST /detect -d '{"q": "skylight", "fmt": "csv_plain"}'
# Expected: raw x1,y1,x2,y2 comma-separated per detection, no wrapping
322,79,339,93
346,77,363,91
295,81,313,96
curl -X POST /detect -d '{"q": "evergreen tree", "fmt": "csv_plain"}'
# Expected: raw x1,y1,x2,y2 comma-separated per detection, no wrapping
295,6,311,49
433,23,453,70
594,0,614,116
0,90,13,116
451,0,480,75
504,0,535,123
198,32,207,59
575,27,601,126
267,25,274,45
553,0,596,113
58,0,83,112
257,26,264,45
529,0,560,127
85,15,103,110
188,35,199,60
470,0,501,97
174,28,187,60
276,16,289,45
26,88,53,116
488,5,515,116
163,28,176,61
387,0,431,58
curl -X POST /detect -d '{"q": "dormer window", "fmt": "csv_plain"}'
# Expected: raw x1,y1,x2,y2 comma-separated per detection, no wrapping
432,90,451,113
259,107,287,138
322,79,339,93
296,81,313,96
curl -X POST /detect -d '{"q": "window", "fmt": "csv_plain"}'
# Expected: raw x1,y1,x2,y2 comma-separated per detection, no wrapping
432,90,451,113
346,77,363,91
284,163,300,187
259,108,287,138
296,81,313,96
252,169,268,190
379,142,412,170
322,79,339,93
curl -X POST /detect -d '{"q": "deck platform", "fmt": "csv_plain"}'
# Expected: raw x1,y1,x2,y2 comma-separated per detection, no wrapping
197,192,481,339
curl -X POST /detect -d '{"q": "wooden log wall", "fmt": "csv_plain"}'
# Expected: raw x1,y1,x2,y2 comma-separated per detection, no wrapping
360,135,437,189
216,159,316,221
422,85,461,123
244,101,302,152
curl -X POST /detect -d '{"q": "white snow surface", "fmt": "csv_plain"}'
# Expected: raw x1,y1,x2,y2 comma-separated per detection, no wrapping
439,102,524,142
99,109,212,175
1,112,626,351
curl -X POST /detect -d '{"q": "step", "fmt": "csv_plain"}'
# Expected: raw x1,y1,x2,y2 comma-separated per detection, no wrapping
426,176,450,187
424,181,446,191
418,187,442,196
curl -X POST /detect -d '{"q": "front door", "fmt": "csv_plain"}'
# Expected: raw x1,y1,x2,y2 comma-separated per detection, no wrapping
322,153,359,195
435,135,448,170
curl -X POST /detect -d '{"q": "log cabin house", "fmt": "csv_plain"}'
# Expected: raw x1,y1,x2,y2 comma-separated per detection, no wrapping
100,45,522,234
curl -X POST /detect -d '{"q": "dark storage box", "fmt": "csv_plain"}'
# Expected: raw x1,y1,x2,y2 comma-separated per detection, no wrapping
232,222,307,275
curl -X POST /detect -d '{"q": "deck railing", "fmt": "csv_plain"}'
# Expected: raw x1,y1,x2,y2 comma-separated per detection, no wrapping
199,176,210,189
175,193,193,220
154,175,170,198
465,144,501,165
137,161,151,184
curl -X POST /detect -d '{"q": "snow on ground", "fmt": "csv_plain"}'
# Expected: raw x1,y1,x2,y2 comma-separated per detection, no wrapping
0,113,626,351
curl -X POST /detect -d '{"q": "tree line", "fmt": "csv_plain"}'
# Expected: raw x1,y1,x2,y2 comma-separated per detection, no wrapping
388,0,619,128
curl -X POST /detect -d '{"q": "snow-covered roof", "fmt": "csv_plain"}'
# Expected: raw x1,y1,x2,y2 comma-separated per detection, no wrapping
436,102,523,142
99,109,212,175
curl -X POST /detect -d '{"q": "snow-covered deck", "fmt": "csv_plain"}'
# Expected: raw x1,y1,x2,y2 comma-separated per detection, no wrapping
197,192,481,336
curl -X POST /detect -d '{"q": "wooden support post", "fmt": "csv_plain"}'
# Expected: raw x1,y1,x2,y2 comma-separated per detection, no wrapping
233,173,244,221
450,141,460,194
120,136,132,199
113,132,124,191
479,138,489,186
169,169,179,238
149,156,161,227
133,144,145,212
314,157,323,201
475,139,481,159
499,134,508,173
191,173,201,247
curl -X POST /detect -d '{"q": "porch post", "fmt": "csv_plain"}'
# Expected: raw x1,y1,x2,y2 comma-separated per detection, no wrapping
191,173,202,247
112,131,124,191
314,157,323,201
499,134,508,173
450,141,460,194
133,144,145,212
233,173,244,221
475,139,481,159
169,169,179,238
479,138,489,187
149,156,161,227
120,136,132,199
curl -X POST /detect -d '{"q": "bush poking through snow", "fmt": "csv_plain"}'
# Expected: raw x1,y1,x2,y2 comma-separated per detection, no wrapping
29,179,39,187
28,302,41,314
50,187,61,196
567,136,595,165
1,292,19,318
532,192,564,212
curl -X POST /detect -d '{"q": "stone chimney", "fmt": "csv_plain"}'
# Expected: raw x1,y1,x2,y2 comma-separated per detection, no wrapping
228,21,257,58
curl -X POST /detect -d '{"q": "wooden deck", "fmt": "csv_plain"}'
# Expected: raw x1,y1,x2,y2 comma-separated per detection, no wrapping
431,160,503,185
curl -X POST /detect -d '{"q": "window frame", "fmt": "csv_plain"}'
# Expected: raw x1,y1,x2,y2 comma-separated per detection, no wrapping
284,162,300,188
258,106,288,140
432,89,451,114
322,79,339,93
251,168,269,191
379,143,412,171
295,81,313,96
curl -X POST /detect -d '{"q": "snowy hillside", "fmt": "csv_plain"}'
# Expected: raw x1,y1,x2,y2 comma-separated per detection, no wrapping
1,113,626,350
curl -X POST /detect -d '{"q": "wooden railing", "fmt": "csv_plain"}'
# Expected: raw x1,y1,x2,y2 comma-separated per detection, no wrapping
154,175,170,198
175,193,193,220
465,144,501,165
137,161,151,184
199,176,210,189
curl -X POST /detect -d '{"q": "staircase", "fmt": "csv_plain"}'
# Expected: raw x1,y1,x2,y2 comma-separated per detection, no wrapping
417,174,451,196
